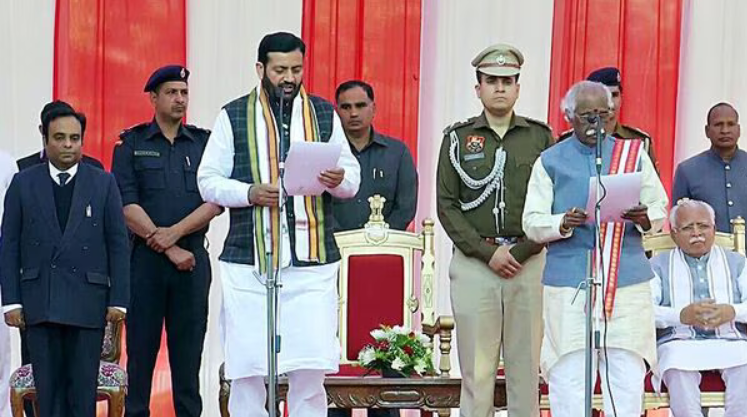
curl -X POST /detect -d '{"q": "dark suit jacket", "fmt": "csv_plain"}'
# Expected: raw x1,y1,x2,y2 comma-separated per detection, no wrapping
0,163,130,329
17,152,104,172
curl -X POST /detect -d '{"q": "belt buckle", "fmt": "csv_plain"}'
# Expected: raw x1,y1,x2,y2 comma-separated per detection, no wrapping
495,237,518,246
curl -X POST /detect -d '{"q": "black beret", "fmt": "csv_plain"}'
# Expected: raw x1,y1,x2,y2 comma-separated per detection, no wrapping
144,65,189,92
586,67,621,87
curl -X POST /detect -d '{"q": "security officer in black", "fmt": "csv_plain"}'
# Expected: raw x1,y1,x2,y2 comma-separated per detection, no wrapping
111,65,222,417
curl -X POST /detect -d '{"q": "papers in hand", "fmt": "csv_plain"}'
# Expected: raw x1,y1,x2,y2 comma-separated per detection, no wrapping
284,141,343,196
585,172,642,223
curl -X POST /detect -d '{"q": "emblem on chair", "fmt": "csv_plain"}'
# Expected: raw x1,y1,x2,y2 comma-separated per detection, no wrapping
365,195,390,244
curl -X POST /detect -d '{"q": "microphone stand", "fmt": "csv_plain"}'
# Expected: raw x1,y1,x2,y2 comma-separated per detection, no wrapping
264,87,287,417
584,116,605,417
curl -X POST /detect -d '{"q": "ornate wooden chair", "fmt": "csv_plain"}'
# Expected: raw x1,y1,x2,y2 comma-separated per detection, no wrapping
9,320,127,417
218,195,507,416
640,216,746,413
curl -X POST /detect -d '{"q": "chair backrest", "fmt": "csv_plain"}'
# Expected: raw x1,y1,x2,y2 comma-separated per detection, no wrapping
101,320,124,363
643,217,746,256
333,195,437,364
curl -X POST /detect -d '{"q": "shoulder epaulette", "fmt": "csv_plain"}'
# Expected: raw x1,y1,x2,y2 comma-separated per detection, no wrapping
622,124,651,139
442,118,475,135
184,123,211,136
524,116,552,131
118,122,149,139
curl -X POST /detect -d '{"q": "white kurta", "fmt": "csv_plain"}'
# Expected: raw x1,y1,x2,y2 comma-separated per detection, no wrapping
0,150,18,417
523,148,668,375
197,95,360,379
651,249,747,386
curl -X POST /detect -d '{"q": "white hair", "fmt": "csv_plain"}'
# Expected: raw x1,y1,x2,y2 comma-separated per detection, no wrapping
560,80,614,121
669,199,716,229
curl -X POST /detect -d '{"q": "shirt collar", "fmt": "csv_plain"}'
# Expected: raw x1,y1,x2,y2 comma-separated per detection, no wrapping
48,162,79,185
144,119,194,142
472,111,528,132
349,127,387,153
370,128,388,147
683,250,711,266
707,146,742,164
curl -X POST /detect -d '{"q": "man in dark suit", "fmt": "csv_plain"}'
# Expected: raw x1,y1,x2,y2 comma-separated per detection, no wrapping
17,100,104,172
1,105,130,417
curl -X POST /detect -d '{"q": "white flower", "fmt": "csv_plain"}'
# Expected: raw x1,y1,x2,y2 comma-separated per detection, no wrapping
391,325,409,335
358,348,376,365
414,359,427,375
370,329,387,340
391,357,406,371
417,333,432,347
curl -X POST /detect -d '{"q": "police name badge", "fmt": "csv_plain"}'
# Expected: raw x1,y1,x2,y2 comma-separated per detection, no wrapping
133,150,161,157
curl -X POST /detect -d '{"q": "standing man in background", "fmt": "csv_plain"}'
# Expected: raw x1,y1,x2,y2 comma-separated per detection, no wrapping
0,149,17,417
437,44,551,417
332,80,417,232
672,102,746,232
112,65,222,417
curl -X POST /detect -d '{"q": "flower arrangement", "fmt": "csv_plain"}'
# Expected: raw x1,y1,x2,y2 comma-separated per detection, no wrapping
357,325,436,377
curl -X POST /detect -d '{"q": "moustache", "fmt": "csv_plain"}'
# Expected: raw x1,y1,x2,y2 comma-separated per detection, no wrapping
585,127,606,136
689,236,706,244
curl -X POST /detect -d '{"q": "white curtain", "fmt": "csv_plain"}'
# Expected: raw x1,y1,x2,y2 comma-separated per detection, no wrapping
186,1,302,415
0,0,56,377
674,0,747,166
417,0,555,379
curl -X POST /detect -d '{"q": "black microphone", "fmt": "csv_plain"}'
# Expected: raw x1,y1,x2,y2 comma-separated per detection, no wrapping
275,85,287,172
587,114,604,173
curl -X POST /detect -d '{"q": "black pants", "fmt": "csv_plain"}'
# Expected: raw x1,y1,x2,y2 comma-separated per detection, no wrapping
124,242,211,417
328,409,399,417
26,323,104,417
20,329,34,417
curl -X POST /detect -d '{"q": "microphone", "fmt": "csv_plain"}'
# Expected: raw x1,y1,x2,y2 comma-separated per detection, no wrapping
585,113,604,172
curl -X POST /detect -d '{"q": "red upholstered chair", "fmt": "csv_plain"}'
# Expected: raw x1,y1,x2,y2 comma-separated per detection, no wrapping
639,216,746,413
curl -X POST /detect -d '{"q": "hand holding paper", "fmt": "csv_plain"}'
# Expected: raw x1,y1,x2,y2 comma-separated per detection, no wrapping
284,141,343,196
585,172,643,223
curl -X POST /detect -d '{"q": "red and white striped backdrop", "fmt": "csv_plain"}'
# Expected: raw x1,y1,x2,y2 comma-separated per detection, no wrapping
2,1,747,416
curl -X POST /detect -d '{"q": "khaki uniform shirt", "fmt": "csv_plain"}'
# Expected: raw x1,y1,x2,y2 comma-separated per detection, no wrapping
437,112,553,263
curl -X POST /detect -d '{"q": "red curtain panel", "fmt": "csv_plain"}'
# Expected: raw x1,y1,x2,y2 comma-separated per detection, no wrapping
302,0,422,160
54,0,187,169
547,0,683,194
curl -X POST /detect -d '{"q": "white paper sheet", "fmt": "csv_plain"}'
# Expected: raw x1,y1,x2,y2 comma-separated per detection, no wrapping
585,172,642,223
284,141,343,196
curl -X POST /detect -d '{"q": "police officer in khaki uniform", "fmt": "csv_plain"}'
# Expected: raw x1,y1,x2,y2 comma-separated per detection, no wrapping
436,44,552,417
558,67,658,170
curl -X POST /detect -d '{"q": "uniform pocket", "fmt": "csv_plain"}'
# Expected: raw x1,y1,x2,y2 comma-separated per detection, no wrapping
184,165,198,192
134,157,166,189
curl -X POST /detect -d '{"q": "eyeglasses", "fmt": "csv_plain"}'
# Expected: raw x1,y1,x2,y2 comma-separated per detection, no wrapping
675,222,714,234
574,110,612,121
